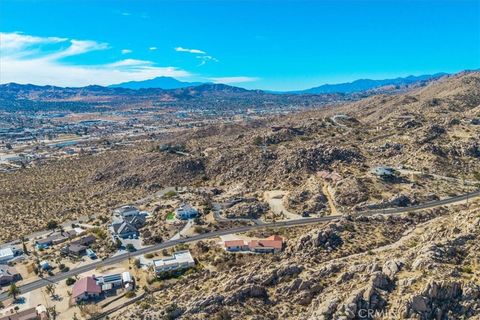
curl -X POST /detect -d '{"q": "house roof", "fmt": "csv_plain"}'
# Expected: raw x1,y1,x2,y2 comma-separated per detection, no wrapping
0,265,19,278
266,235,283,242
0,248,14,260
153,250,195,269
68,244,87,254
72,276,101,298
248,238,283,250
72,235,96,246
224,240,246,247
0,307,38,320
112,221,137,234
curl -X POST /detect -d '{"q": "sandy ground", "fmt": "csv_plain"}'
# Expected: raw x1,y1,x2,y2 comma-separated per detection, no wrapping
322,183,339,215
264,190,303,220
170,219,195,240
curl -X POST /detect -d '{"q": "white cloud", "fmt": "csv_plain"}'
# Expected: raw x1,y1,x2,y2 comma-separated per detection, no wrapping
149,46,157,51
121,49,132,54
175,46,219,66
196,55,219,66
0,32,191,87
175,46,206,54
0,32,66,51
209,76,258,84
47,40,109,59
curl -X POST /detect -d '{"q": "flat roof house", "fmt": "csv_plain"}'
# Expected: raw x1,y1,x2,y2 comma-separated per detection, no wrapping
175,203,198,220
114,205,140,218
153,250,195,274
0,248,15,264
95,273,123,293
0,265,20,286
0,305,46,320
72,277,101,303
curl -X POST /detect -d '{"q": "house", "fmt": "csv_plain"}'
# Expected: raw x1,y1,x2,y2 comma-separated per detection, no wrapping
72,277,101,302
61,235,96,257
110,213,146,239
224,240,248,252
372,166,396,178
175,203,198,220
95,273,123,293
153,250,195,274
61,244,87,257
113,205,140,218
122,271,134,291
39,260,50,271
0,248,15,264
0,305,47,320
110,220,139,239
224,235,284,254
248,235,284,253
86,249,97,259
0,265,20,286
35,230,77,250
73,235,96,246
94,272,133,293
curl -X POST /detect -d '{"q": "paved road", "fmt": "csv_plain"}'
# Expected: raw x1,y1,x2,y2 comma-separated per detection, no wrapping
1,188,479,302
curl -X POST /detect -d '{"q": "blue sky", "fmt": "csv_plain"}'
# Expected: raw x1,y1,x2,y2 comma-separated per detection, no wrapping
0,0,479,90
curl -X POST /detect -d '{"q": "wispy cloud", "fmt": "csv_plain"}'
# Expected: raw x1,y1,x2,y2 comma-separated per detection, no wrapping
121,49,132,54
175,46,206,54
149,46,157,51
196,55,219,66
0,32,190,86
175,46,219,66
209,76,258,84
1,32,67,52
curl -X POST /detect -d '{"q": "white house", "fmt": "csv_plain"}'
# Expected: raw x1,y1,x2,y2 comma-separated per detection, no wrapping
114,205,140,218
153,250,195,274
0,247,18,264
122,271,134,291
175,203,198,220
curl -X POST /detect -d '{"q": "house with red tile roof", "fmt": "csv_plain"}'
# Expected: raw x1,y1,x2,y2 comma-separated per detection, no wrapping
224,240,248,252
224,235,284,253
72,276,101,303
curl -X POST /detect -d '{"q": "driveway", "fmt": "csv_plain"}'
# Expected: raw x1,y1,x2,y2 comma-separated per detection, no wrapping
264,190,303,220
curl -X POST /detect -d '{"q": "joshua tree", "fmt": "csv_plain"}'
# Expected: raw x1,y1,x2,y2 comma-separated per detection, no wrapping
47,306,58,320
45,284,56,298
7,284,21,301
21,237,28,255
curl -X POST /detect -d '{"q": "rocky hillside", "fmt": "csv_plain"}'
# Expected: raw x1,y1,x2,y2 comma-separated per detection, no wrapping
116,202,480,320
0,71,479,242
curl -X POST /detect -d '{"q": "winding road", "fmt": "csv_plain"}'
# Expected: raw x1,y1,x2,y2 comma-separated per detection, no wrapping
1,188,479,302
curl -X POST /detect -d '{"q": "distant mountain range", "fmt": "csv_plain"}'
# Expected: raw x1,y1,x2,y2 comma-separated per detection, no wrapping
109,76,205,90
291,73,448,94
108,73,448,94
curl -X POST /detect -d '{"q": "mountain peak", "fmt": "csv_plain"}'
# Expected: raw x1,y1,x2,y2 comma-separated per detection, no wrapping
109,76,204,90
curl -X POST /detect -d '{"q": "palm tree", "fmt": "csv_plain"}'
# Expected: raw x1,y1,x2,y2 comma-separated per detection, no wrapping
7,284,21,301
